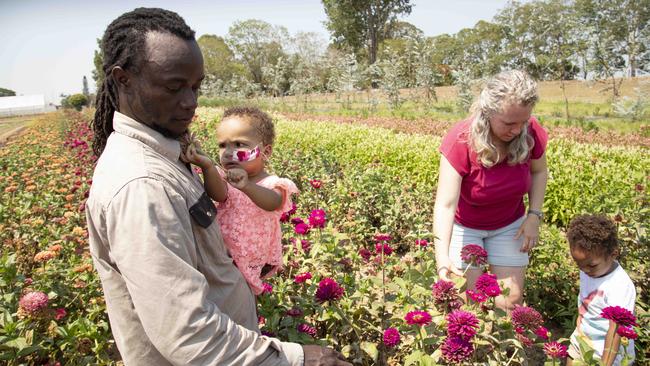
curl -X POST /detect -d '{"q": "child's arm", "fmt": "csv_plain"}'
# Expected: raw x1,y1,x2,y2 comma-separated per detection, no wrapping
601,320,621,366
226,169,282,211
182,139,228,203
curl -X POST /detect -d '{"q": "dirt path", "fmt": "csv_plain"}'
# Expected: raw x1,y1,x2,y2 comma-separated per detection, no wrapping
0,115,35,146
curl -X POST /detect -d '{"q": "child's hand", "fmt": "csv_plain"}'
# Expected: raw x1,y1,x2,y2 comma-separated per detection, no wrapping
226,168,249,189
180,133,213,169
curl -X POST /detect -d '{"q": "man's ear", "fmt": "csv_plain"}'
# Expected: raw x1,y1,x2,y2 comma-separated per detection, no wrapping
111,66,132,94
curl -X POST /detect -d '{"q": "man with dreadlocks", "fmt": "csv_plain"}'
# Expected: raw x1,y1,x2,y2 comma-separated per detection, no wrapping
86,8,350,366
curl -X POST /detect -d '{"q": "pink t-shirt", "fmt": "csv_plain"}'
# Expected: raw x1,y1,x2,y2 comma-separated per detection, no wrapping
216,174,299,295
439,117,548,230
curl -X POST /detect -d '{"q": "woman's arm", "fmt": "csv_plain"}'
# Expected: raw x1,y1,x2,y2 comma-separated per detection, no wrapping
602,320,621,366
517,153,548,252
433,156,464,281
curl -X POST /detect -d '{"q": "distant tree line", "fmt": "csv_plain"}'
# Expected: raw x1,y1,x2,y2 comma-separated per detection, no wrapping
91,0,650,99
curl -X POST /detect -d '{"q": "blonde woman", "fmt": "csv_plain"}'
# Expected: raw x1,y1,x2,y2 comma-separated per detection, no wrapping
433,70,549,311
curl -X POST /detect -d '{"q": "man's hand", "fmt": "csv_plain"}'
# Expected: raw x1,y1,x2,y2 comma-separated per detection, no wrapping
226,168,249,189
302,345,351,366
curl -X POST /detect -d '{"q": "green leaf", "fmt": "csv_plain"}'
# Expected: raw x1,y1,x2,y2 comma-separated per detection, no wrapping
360,341,378,361
404,350,423,366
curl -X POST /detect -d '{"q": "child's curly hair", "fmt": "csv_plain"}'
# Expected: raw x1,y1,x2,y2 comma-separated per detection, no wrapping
222,106,275,146
567,214,618,256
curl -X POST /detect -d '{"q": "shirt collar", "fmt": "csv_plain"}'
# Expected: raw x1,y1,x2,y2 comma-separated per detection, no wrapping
112,111,181,161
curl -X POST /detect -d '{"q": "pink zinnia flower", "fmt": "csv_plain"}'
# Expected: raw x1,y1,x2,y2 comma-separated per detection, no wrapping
517,333,534,348
475,273,501,297
511,305,544,331
543,341,568,359
404,310,432,326
466,290,488,303
309,179,322,189
19,291,49,315
601,306,636,327
446,310,479,340
287,202,297,215
261,283,273,294
34,250,56,262
55,308,67,320
383,327,401,348
294,272,312,284
301,239,311,252
374,234,392,242
315,278,344,302
535,326,550,340
308,209,326,228
358,248,372,261
24,277,33,286
297,323,317,337
280,212,291,223
441,336,473,363
415,239,428,247
375,243,393,256
291,217,304,225
432,280,462,312
294,223,310,235
460,244,488,266
617,326,638,340
286,307,303,317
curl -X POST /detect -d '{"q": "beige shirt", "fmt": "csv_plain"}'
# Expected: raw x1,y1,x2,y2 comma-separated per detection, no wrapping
86,112,303,366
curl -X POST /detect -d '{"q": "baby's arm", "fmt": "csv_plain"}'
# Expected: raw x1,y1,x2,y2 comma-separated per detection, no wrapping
181,135,228,203
601,320,621,366
226,169,282,211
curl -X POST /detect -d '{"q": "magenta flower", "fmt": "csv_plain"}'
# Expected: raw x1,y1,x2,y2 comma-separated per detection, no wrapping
18,291,49,315
511,305,544,331
297,323,317,337
601,306,636,327
287,202,297,215
446,310,479,340
309,179,322,189
415,239,428,247
432,280,462,312
261,283,273,294
280,212,291,223
466,289,488,303
261,330,275,337
535,326,550,340
543,341,568,359
475,273,501,297
315,278,344,302
441,336,473,363
517,333,534,348
461,244,488,266
55,308,67,320
617,326,638,340
286,307,303,317
294,272,312,284
383,327,401,348
404,310,432,326
358,248,372,261
374,243,393,256
308,209,326,228
301,239,311,252
374,234,392,242
291,217,304,225
294,222,310,235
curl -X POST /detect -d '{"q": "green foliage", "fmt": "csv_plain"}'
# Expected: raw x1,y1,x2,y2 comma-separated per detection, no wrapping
61,94,88,111
0,87,16,97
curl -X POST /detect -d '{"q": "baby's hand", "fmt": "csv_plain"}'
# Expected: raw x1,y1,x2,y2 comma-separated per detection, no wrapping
226,168,249,189
180,133,213,169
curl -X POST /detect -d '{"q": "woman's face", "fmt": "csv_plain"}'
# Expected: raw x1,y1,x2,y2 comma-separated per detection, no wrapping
488,103,533,144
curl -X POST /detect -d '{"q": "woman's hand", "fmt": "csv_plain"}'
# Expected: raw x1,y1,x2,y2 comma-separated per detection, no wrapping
436,255,464,281
516,215,541,252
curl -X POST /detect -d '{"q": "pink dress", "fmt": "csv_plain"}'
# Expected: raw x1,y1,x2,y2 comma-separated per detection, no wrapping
216,174,299,295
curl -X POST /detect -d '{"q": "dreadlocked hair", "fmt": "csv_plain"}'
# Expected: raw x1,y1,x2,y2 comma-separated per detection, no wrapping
92,8,195,156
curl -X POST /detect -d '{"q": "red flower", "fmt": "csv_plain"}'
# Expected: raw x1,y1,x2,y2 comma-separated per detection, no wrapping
466,290,487,303
383,327,401,348
55,308,67,320
309,179,322,189
308,209,326,228
294,272,312,284
617,326,638,340
280,212,291,223
511,305,544,331
297,323,317,337
294,223,310,235
460,244,488,266
543,341,568,359
475,273,501,297
601,306,636,327
415,239,428,247
441,336,473,363
261,283,273,294
446,310,479,340
404,310,432,326
535,326,550,340
315,278,344,302
374,243,393,256
374,234,392,242
358,248,372,261
286,307,303,317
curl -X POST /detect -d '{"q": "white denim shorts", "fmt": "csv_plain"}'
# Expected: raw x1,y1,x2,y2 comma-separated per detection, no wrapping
449,216,528,269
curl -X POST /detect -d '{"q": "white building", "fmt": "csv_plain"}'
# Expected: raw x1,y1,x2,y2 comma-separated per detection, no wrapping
0,95,55,117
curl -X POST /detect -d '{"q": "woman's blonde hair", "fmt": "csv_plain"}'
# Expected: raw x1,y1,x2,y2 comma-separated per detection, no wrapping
469,70,538,167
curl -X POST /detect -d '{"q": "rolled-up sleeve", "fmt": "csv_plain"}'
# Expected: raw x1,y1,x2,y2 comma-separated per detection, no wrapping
104,177,303,366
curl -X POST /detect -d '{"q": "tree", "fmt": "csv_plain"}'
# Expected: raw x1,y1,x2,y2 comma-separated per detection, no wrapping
92,38,104,88
82,76,89,97
0,87,16,97
226,19,289,87
322,0,413,65
198,34,246,84
62,94,88,111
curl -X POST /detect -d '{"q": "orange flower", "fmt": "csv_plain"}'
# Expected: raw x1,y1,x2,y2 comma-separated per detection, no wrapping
64,194,75,202
48,244,63,253
34,250,56,262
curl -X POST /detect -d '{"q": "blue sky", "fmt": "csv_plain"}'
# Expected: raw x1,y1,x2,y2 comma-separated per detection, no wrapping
0,0,512,103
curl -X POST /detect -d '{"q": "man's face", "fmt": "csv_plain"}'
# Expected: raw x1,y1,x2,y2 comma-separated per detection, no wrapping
120,31,204,138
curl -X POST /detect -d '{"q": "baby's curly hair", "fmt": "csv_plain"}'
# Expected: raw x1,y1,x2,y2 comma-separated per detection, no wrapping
222,106,275,146
567,214,618,256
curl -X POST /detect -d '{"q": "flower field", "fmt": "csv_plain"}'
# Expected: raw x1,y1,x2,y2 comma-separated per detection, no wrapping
0,109,648,365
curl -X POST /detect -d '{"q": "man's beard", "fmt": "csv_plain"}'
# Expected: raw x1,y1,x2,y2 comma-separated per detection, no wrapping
150,122,186,139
